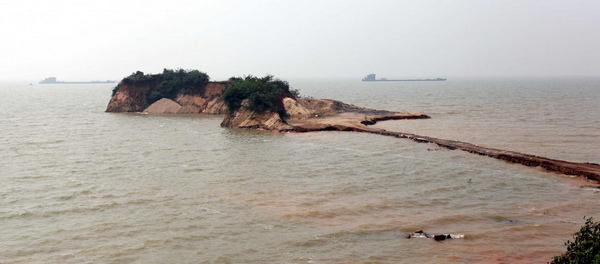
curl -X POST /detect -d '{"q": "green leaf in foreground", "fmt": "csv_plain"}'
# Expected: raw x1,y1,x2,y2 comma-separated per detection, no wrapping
550,217,600,264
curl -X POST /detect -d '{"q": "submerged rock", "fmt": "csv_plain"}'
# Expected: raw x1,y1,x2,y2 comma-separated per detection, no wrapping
406,230,464,241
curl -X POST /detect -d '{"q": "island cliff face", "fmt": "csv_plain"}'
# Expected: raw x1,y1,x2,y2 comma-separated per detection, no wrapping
106,81,230,114
106,78,429,132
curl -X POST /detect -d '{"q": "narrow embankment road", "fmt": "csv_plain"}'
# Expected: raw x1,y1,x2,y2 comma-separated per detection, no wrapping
365,129,600,183
289,112,600,182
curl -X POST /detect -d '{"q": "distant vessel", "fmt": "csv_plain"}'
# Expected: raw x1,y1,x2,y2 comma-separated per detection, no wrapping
39,77,116,84
362,74,446,82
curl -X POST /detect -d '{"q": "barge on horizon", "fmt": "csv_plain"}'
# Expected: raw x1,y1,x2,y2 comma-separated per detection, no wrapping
362,74,446,82
39,77,116,84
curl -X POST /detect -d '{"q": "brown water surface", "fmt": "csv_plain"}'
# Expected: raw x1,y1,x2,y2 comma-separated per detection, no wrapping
1,78,599,263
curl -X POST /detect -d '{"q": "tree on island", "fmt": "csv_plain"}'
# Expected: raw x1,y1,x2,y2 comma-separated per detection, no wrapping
112,68,210,106
221,75,298,118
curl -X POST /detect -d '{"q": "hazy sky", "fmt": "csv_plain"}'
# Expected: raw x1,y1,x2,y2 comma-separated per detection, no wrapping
1,0,599,82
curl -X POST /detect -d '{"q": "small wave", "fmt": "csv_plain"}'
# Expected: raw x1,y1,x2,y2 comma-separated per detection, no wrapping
426,185,463,193
172,234,215,242
283,209,339,219
57,194,76,201
285,237,328,247
125,198,154,205
424,214,482,226
15,202,123,219
183,167,204,173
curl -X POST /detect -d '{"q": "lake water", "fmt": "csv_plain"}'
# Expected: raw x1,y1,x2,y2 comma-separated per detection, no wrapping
1,77,599,263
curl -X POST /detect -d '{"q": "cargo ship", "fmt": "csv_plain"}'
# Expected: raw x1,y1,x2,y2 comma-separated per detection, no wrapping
362,74,446,82
39,77,116,84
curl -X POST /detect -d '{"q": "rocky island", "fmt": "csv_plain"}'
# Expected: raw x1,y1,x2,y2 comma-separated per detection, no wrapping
107,69,600,182
106,69,429,132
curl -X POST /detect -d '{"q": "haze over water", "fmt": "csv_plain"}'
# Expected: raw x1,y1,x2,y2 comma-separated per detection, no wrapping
1,77,599,263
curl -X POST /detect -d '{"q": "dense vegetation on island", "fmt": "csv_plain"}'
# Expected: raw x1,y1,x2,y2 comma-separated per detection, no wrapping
111,69,301,116
112,69,210,106
221,75,299,117
550,217,600,263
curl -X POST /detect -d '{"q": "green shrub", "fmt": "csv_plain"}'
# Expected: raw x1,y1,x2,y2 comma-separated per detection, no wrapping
120,71,158,85
111,85,119,97
113,69,210,106
550,217,600,264
180,69,210,95
221,75,294,117
146,79,180,104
